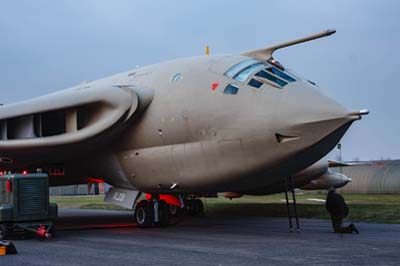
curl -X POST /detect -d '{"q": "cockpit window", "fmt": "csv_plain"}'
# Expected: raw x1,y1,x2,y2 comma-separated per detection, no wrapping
223,84,239,95
233,63,264,82
224,59,260,78
255,70,288,87
171,73,182,82
266,67,296,82
225,58,297,89
248,79,263,89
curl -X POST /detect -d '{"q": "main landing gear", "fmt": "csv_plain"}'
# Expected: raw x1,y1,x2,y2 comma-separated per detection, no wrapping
185,198,205,217
133,195,205,228
134,196,170,227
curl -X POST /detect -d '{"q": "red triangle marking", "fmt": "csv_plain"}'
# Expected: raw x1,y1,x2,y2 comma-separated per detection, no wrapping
211,82,219,91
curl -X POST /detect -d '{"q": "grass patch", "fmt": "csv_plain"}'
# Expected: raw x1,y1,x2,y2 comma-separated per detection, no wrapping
50,195,109,209
50,193,400,224
203,193,400,224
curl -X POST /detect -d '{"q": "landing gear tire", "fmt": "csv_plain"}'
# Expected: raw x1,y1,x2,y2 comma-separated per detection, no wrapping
135,200,154,228
135,199,171,227
158,200,170,227
187,199,205,216
169,204,184,218
193,199,205,217
0,224,8,240
169,204,178,216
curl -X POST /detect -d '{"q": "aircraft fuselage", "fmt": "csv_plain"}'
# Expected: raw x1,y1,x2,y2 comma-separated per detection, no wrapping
78,55,359,194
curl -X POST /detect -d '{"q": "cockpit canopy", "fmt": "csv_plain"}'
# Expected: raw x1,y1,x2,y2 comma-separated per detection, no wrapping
224,58,297,90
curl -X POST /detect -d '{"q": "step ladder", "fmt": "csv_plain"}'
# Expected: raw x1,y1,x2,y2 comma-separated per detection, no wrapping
284,176,301,233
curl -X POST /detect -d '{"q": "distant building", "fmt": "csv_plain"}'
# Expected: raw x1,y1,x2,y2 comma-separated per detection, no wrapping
335,160,400,193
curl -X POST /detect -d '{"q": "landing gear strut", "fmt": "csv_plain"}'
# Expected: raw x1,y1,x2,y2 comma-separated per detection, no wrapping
284,176,301,233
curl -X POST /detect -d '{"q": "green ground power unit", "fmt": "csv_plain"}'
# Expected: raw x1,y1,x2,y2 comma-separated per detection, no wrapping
0,173,58,240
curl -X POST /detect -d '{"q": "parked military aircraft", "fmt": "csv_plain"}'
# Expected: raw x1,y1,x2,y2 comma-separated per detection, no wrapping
0,29,368,227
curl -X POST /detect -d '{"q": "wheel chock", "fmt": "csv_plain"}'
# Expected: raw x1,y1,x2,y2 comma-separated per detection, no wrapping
0,241,18,255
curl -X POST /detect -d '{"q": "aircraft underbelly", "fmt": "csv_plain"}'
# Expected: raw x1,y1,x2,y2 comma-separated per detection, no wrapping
117,134,289,193
117,140,241,192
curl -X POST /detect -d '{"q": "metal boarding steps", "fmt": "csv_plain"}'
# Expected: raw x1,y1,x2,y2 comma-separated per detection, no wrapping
284,176,301,233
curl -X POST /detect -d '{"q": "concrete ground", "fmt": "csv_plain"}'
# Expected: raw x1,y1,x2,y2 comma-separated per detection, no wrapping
2,209,400,266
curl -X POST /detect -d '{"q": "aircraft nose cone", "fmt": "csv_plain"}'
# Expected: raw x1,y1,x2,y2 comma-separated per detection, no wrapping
282,85,348,124
276,82,365,144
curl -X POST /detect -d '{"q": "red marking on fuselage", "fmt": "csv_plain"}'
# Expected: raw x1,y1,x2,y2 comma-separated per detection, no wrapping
211,82,219,91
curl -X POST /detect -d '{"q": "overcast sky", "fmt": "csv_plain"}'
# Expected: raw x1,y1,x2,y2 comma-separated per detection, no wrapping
1,0,399,160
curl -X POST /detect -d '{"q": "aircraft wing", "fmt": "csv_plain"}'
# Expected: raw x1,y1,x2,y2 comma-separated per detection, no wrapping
0,86,148,159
